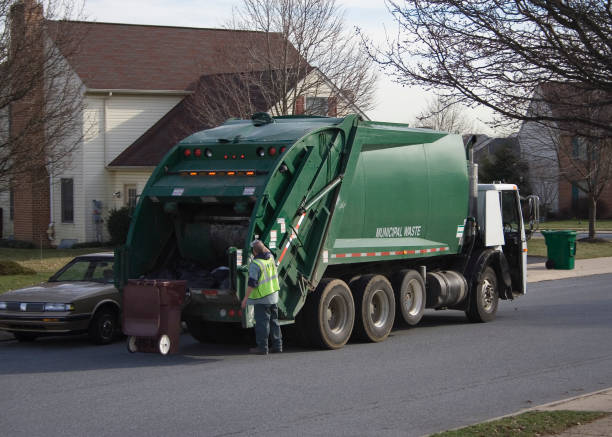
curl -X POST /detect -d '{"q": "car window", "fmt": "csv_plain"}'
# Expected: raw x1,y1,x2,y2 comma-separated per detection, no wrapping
52,259,114,283
91,262,115,283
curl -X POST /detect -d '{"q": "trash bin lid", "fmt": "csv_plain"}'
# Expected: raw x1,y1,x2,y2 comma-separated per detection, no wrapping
541,230,577,235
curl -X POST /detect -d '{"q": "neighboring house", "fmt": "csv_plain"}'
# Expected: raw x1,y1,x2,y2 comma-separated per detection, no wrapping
518,83,612,218
469,134,520,165
2,4,368,246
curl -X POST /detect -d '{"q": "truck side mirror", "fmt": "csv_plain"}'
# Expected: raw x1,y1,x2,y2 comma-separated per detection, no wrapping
522,195,540,239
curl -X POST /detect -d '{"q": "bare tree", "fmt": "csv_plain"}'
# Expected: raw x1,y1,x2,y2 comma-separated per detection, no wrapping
0,0,84,191
520,87,612,238
412,96,475,134
222,0,376,118
366,1,612,134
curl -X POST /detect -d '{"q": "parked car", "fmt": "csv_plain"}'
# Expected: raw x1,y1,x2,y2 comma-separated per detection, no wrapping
0,253,120,344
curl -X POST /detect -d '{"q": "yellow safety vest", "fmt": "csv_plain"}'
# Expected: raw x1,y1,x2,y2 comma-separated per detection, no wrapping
250,256,280,300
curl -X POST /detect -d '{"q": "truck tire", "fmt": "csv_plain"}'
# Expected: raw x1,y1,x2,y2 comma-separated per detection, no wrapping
305,278,355,349
351,274,395,342
466,266,499,323
186,318,212,343
393,270,425,326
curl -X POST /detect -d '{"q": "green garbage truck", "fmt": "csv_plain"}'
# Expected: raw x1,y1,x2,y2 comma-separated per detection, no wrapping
116,113,538,349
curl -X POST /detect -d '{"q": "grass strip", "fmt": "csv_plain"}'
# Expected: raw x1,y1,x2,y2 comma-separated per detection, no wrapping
539,219,612,230
528,238,612,259
0,247,113,294
431,410,610,437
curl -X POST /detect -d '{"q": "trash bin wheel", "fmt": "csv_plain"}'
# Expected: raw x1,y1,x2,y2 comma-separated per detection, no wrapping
127,336,138,353
158,334,171,355
545,259,555,270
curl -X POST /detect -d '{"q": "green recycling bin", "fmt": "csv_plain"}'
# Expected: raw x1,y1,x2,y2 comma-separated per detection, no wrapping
541,230,577,270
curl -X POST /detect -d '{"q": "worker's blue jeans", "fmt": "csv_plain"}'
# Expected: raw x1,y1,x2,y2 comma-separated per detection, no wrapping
254,303,282,352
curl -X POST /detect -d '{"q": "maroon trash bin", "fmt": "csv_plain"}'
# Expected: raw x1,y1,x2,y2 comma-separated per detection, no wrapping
122,279,186,355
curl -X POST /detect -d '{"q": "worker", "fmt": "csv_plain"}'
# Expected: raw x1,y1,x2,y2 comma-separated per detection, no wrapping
241,239,282,355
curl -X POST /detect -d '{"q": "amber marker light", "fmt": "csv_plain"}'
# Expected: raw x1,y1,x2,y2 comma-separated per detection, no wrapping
208,171,216,176
227,171,236,176
190,172,198,176
246,171,255,176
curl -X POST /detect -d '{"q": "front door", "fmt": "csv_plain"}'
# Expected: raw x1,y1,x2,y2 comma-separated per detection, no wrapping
500,190,527,294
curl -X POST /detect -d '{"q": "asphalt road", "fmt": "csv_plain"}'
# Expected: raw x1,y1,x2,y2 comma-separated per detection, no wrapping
2,274,612,437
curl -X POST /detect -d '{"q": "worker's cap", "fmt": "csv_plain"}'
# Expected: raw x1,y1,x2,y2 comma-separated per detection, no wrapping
250,239,261,248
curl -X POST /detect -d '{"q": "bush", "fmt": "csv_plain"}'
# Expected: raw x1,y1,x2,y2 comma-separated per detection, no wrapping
0,239,36,249
0,260,36,276
107,207,132,246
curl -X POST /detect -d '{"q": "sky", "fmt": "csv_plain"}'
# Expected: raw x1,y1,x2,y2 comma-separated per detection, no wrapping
81,0,496,135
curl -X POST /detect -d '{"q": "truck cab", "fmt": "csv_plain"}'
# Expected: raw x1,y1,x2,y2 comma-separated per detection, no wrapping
477,184,529,295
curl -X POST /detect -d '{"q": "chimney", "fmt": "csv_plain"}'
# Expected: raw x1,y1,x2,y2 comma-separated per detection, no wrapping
9,0,51,248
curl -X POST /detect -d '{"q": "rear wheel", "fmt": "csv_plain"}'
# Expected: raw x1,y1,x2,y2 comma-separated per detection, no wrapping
13,332,37,342
126,336,138,353
393,270,425,326
466,266,499,323
186,318,213,343
88,308,118,344
158,334,171,355
304,278,355,349
351,274,395,342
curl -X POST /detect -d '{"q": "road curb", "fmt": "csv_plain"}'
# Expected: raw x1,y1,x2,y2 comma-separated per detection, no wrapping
422,387,612,436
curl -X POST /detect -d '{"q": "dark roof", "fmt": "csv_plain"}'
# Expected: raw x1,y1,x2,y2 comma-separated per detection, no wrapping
109,72,277,167
48,21,293,91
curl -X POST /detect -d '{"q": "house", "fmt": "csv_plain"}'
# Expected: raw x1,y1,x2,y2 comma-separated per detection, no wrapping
1,1,368,247
518,83,612,218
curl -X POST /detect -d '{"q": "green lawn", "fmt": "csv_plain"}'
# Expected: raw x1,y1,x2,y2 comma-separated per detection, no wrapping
539,219,612,230
0,247,113,294
528,238,612,259
431,410,609,437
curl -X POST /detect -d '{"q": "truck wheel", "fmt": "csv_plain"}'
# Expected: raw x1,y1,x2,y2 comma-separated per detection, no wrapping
466,266,499,323
351,275,395,342
393,270,425,326
306,278,355,349
88,308,118,345
185,318,212,343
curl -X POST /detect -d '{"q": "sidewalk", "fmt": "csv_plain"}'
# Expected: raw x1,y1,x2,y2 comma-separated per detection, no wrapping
527,256,612,283
534,388,612,437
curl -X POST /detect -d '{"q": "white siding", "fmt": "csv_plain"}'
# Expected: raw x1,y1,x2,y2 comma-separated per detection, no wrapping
517,99,561,215
76,94,179,243
104,95,182,164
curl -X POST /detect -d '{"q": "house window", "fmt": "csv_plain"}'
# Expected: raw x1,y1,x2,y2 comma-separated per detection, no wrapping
61,178,74,223
125,185,137,209
305,97,329,116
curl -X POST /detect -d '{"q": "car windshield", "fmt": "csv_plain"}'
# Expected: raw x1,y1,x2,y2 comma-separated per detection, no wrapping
50,259,114,283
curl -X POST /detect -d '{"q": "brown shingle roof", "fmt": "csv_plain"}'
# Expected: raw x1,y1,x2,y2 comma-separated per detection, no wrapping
48,21,291,91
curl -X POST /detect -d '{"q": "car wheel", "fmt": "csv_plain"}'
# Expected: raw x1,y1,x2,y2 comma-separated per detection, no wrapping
89,308,118,345
14,332,37,342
